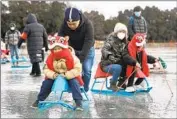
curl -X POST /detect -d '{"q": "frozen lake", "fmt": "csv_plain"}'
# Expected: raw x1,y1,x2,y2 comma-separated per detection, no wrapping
1,46,176,118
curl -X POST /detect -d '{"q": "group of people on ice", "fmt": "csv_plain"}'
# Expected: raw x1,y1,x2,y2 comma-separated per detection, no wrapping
2,6,160,111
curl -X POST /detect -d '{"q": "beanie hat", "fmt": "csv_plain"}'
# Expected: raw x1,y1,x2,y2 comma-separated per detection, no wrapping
64,7,80,22
114,23,128,39
9,23,16,28
48,36,68,49
133,6,141,12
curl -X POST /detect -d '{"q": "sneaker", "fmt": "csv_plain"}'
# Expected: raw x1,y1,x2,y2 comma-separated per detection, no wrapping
31,100,38,109
75,105,83,111
16,61,19,66
139,80,147,89
109,81,119,91
34,73,41,77
117,77,127,89
125,86,135,92
30,72,35,76
134,85,144,90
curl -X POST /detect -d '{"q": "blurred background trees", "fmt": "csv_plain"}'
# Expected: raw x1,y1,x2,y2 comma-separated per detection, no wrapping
1,1,177,42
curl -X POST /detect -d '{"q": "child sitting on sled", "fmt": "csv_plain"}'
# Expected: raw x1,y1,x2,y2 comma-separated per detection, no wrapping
31,36,84,111
124,33,159,92
1,49,10,63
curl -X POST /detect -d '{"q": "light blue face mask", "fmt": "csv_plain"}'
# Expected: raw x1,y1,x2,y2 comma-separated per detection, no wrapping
134,11,141,17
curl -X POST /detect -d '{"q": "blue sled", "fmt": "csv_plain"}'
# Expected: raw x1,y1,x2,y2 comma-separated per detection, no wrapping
11,56,29,63
91,87,152,96
11,65,31,68
91,78,152,96
38,100,75,110
38,75,89,111
1,60,7,64
1,58,10,64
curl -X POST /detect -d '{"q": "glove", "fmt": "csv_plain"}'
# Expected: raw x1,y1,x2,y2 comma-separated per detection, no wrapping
75,50,81,57
78,55,85,63
108,55,116,62
53,73,59,79
45,47,49,52
18,38,24,49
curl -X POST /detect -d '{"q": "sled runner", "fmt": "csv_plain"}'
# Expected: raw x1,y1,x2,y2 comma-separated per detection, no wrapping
38,75,89,110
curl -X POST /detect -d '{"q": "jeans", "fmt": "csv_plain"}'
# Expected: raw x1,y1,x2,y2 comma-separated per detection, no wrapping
37,77,82,105
9,44,19,60
103,64,122,83
82,47,95,92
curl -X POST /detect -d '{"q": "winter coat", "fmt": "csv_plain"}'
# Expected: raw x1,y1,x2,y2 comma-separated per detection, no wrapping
126,34,156,78
58,13,95,62
43,47,82,84
128,15,147,41
100,33,137,70
20,13,48,63
5,30,21,45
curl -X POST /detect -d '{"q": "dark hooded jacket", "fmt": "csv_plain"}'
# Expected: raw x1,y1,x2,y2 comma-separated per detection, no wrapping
58,13,94,62
100,33,137,70
20,13,48,63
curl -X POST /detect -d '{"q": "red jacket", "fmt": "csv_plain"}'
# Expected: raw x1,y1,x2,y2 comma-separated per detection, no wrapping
126,33,149,78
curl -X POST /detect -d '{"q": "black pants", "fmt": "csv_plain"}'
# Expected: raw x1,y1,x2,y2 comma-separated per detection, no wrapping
127,71,144,87
41,50,44,62
31,62,41,74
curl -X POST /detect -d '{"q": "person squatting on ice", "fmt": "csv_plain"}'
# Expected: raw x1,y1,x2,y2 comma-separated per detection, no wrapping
100,22,141,91
18,13,49,77
124,33,159,92
58,7,95,92
5,23,21,66
31,36,84,111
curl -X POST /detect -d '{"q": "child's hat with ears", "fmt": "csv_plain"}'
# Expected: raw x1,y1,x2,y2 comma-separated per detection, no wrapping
48,36,69,49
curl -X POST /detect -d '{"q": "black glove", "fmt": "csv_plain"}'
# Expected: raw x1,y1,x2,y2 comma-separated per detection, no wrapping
75,50,81,57
78,55,85,63
18,38,24,49
45,47,49,52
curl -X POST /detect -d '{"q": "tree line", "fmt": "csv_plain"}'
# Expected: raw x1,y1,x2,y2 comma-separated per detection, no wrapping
1,1,177,42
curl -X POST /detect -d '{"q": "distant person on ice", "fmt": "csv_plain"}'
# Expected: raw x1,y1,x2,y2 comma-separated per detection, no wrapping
58,7,95,92
5,23,21,66
128,6,147,41
18,13,48,77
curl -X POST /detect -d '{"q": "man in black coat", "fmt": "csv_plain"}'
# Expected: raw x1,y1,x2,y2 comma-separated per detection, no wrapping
58,7,95,92
18,13,48,77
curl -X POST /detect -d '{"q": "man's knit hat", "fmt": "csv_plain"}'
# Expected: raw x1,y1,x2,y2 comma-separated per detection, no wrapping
64,7,80,22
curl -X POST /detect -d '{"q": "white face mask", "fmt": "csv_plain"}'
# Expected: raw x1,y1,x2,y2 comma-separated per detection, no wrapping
117,33,125,40
10,27,15,30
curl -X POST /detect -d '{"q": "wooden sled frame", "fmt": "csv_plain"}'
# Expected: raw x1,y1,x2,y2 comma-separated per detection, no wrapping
91,63,152,96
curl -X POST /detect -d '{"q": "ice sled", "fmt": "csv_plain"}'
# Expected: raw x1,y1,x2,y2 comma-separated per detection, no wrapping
91,63,152,96
11,56,31,68
38,75,89,110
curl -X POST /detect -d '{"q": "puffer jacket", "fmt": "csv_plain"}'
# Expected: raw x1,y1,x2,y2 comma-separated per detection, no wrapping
128,15,147,40
20,13,48,63
5,30,21,45
100,33,127,69
43,47,82,80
